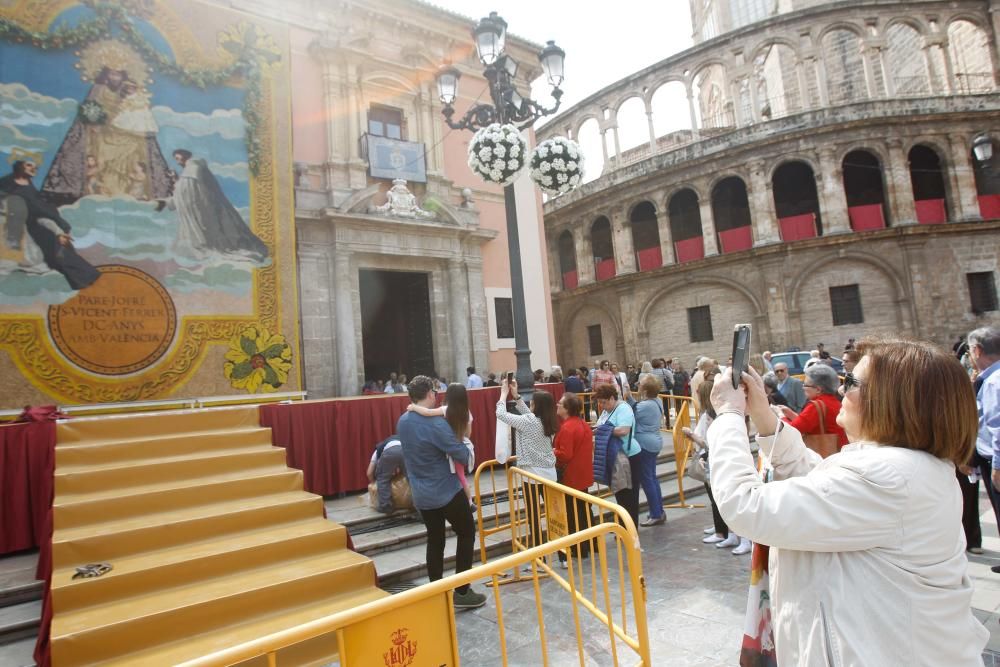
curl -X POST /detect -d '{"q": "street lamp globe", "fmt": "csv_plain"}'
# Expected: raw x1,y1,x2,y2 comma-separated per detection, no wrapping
474,13,505,65
436,64,461,105
972,133,994,163
539,40,565,88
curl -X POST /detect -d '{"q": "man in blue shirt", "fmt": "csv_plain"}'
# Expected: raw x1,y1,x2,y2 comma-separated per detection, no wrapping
397,375,486,608
465,366,483,389
967,328,1000,572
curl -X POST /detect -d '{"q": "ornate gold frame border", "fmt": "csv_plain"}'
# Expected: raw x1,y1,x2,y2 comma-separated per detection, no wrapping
0,0,288,403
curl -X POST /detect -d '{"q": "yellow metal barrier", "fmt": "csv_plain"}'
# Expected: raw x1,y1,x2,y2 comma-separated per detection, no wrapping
180,468,652,667
661,396,703,509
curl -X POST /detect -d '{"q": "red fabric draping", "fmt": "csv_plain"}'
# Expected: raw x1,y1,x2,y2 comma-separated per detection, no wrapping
562,269,578,290
0,421,55,557
0,421,56,667
915,198,946,224
595,258,616,281
260,384,566,496
978,194,1000,220
635,246,663,271
778,213,817,241
674,237,705,263
848,203,885,231
718,226,753,254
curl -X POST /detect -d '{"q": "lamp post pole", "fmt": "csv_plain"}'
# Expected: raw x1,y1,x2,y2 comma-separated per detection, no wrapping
435,13,565,399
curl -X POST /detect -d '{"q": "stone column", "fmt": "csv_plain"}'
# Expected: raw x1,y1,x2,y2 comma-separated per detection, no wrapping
814,56,830,106
447,258,473,382
611,210,636,274
646,107,657,151
698,192,720,256
546,235,562,294
333,249,359,396
861,45,878,99
885,138,917,225
686,85,699,130
656,211,675,265
611,124,622,162
599,127,610,164
816,147,851,234
747,160,780,245
573,225,595,284
795,59,809,110
465,258,490,377
947,133,983,221
730,79,746,126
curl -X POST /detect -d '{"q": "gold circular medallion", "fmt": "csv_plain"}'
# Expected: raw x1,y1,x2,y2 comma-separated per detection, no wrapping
48,265,177,376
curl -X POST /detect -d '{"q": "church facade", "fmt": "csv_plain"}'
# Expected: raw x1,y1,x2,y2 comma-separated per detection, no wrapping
538,0,1000,367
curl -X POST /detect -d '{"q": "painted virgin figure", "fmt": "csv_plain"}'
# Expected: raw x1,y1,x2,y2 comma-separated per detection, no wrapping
41,40,173,205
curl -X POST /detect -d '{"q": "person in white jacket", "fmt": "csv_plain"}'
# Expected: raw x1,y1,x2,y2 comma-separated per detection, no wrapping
707,339,988,666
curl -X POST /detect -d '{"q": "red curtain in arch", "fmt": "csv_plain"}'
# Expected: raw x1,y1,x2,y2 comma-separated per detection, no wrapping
718,226,753,253
674,237,705,263
848,204,885,231
914,199,946,224
595,259,616,281
778,214,817,241
635,246,663,271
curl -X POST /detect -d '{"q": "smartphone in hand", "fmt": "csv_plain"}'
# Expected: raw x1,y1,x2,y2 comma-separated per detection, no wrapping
506,371,514,384
731,324,751,389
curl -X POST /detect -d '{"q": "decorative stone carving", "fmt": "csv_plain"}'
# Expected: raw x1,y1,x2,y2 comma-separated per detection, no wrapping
374,179,435,219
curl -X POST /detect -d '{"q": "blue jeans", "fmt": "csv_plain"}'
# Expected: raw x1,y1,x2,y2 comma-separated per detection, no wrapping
636,448,663,519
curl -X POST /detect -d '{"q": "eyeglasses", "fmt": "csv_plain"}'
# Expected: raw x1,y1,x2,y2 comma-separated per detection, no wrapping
774,369,787,374
843,372,864,392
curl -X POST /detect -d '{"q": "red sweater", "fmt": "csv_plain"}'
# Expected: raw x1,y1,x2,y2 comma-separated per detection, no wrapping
553,416,594,490
785,393,849,448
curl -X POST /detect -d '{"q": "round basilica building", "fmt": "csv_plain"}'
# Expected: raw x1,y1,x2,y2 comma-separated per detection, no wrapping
538,0,1000,367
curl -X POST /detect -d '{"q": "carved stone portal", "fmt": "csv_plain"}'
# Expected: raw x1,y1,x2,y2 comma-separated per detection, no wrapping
373,179,435,219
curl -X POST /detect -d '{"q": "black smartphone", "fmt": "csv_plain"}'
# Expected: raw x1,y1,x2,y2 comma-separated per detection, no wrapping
506,371,514,384
731,323,752,389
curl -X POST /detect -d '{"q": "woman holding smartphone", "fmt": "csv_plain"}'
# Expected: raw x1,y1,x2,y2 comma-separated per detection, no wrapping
496,377,558,548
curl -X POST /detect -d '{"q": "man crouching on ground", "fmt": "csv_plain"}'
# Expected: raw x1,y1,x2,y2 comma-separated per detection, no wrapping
397,374,486,608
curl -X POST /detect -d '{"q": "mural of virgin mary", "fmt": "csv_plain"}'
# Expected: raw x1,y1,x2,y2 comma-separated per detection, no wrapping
41,41,174,205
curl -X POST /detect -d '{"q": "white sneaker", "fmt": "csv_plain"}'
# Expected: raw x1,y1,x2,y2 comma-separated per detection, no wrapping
703,526,715,534
703,533,725,544
732,538,752,555
716,534,740,549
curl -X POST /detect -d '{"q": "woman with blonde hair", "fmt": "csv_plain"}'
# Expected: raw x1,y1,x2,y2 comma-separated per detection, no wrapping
708,339,988,665
634,374,667,526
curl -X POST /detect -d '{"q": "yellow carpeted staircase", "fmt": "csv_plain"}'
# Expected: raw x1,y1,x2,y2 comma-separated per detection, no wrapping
49,406,387,666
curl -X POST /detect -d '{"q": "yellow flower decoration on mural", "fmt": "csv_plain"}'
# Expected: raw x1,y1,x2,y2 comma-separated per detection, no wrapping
224,326,292,393
217,22,281,66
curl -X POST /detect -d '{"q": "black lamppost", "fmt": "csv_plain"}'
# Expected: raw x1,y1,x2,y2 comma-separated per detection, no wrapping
436,12,565,398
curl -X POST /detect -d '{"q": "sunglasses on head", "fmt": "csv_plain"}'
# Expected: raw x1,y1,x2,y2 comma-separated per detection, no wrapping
843,372,864,391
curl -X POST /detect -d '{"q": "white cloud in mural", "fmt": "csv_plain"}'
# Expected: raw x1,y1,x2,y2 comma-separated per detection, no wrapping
208,161,249,182
152,106,245,140
0,82,77,127
0,124,48,152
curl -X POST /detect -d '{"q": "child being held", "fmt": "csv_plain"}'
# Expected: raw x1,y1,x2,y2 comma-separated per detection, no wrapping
407,382,476,509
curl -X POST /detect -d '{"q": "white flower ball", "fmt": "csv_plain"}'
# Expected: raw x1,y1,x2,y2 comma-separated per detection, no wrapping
552,144,564,154
552,158,566,171
508,159,519,170
510,144,521,158
557,172,568,184
490,169,502,181
570,174,581,185
542,175,553,186
540,162,551,173
567,161,577,171
559,184,569,193
493,144,506,158
479,147,492,161
491,158,504,171
537,146,549,159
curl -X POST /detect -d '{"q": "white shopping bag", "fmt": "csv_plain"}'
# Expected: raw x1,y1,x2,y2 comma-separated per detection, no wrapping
495,421,511,463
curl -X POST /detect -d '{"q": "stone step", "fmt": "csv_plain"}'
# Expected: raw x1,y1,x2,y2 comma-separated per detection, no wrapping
347,457,692,561
0,599,42,645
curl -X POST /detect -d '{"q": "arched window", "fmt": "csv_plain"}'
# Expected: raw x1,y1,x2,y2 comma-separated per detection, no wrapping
885,23,930,96
712,177,753,253
615,97,649,163
694,64,732,128
773,161,822,240
948,20,994,94
650,81,693,142
823,29,867,104
668,189,705,263
908,145,948,224
755,44,802,119
577,118,603,184
558,230,578,289
842,150,888,230
630,201,662,271
591,216,616,281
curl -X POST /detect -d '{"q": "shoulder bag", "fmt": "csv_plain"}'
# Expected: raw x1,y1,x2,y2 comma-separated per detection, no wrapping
802,399,839,459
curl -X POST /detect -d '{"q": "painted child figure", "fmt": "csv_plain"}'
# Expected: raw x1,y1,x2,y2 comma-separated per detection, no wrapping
406,383,476,509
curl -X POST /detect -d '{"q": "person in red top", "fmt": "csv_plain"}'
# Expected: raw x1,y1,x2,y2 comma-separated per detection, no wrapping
778,364,849,451
554,392,595,567
591,359,616,392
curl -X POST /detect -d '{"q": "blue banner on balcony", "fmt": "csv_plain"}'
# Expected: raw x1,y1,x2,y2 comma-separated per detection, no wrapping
366,135,427,183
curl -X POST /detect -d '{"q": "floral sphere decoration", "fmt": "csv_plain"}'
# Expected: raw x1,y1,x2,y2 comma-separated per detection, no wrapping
529,136,584,197
467,123,527,186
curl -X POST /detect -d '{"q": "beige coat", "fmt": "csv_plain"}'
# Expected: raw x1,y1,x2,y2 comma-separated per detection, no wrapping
708,413,988,666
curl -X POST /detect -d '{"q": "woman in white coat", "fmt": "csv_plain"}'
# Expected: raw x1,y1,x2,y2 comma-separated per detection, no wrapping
708,339,988,666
